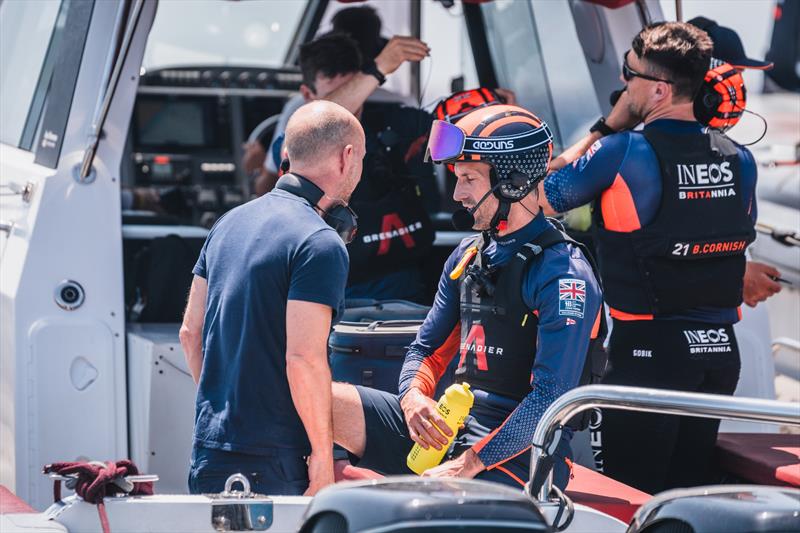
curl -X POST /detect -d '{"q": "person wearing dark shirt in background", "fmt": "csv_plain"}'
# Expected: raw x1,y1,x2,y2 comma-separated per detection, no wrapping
180,101,365,496
286,33,436,301
539,22,758,494
243,5,412,192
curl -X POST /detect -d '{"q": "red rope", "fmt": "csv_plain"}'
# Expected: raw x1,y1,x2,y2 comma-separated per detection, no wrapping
43,460,153,533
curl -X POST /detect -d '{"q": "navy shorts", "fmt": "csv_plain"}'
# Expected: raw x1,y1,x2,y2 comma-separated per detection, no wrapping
188,445,309,495
352,385,572,490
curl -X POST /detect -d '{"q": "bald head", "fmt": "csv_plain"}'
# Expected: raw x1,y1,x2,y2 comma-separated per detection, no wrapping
284,101,364,167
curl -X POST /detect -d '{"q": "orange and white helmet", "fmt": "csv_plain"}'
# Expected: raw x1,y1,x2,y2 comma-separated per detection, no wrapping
426,104,553,201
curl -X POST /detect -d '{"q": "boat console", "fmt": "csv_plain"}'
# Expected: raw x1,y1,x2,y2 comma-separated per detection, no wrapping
122,68,298,229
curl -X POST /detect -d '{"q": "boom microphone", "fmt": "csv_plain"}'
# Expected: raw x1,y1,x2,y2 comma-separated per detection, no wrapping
451,183,501,231
609,87,625,106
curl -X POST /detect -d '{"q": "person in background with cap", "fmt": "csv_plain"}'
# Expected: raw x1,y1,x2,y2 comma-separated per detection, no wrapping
180,101,365,496
330,102,603,490
538,22,759,494
688,16,784,307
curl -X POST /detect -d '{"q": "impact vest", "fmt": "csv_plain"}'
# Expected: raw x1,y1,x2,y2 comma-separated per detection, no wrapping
346,104,436,284
457,224,607,414
594,128,755,316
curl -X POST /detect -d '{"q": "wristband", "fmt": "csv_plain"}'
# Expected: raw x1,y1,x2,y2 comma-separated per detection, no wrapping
589,117,616,137
362,60,386,86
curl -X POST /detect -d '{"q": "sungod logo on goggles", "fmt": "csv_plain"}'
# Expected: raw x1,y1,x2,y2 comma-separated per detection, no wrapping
470,139,515,151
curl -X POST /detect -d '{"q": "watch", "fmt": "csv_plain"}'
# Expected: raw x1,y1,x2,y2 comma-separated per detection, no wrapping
589,117,616,137
362,60,386,86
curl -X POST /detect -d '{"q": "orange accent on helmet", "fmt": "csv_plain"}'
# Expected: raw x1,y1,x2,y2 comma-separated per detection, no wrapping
453,104,554,201
694,60,747,131
434,88,501,123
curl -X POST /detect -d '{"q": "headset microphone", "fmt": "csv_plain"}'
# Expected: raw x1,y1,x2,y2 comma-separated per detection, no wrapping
451,183,501,231
610,87,626,106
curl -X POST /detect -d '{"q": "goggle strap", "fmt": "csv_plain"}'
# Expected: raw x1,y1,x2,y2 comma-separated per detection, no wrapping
463,124,552,155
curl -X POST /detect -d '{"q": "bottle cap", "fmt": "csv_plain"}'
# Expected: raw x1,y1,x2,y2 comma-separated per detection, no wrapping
446,382,474,407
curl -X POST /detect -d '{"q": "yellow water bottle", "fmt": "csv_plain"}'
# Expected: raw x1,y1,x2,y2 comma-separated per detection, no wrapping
407,382,474,475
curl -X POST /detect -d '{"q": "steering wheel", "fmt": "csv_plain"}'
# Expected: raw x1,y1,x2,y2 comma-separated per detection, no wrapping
247,114,281,146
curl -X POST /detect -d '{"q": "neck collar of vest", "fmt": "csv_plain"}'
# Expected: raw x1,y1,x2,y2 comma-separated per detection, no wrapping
644,118,705,134
493,211,549,248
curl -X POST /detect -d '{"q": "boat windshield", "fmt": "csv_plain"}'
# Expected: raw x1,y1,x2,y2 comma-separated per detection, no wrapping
142,0,306,72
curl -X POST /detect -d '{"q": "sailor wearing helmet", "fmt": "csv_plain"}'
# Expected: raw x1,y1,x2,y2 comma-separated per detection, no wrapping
330,102,603,490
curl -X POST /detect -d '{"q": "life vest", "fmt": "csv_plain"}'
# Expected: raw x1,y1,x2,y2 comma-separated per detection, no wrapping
346,104,435,284
457,222,607,428
594,128,755,316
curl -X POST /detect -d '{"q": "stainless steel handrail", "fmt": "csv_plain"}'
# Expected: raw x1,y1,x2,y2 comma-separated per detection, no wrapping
526,384,800,502
773,337,800,355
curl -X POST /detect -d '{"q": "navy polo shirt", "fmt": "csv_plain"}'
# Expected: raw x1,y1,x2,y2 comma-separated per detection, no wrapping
192,188,349,455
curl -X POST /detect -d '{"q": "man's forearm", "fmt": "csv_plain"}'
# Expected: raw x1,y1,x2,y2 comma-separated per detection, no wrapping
179,326,203,384
323,73,379,115
286,352,334,454
550,132,602,172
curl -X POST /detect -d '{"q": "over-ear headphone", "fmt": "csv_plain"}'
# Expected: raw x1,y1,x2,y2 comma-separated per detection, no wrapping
274,173,358,244
694,60,746,131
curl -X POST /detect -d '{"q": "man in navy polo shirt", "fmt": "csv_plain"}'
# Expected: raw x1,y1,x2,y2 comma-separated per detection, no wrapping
180,101,365,495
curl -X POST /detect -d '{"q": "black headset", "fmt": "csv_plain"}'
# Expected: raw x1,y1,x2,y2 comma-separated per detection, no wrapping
274,173,358,244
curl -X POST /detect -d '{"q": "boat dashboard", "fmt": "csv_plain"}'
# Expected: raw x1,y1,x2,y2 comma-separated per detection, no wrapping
121,66,304,228
119,67,464,320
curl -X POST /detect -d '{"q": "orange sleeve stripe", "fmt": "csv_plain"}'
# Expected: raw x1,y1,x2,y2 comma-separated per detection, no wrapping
471,410,533,467
737,306,742,321
484,445,533,470
609,306,653,321
600,173,641,232
472,424,502,454
408,324,461,397
494,465,526,487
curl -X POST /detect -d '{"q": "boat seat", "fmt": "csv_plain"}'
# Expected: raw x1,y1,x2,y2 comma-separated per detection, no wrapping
333,460,649,524
565,464,650,524
0,485,34,514
716,432,800,487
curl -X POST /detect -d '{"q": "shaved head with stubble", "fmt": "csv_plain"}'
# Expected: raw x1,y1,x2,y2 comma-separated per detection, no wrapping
284,101,366,202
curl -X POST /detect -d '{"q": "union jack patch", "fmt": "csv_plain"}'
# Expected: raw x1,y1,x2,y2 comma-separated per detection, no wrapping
558,278,586,318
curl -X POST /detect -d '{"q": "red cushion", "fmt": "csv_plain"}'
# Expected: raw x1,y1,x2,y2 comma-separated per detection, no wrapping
716,433,800,487
583,0,636,8
565,464,650,524
0,485,35,514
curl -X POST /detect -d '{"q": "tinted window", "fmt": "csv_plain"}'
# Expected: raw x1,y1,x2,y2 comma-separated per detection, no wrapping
142,0,306,71
0,0,62,148
481,0,562,148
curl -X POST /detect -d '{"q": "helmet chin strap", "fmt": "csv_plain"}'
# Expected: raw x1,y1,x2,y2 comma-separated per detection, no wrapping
486,167,515,236
489,199,511,236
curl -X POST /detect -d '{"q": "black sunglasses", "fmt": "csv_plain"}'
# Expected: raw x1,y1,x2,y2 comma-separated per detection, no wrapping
622,52,674,84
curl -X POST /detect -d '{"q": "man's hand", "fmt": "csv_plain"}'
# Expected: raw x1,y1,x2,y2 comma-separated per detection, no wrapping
421,449,485,479
304,451,334,496
743,261,782,307
242,141,267,176
400,388,452,450
132,188,163,212
606,89,642,132
375,36,430,76
494,88,518,106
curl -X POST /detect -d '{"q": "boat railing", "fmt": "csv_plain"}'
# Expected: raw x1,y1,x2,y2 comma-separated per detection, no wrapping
526,384,800,502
